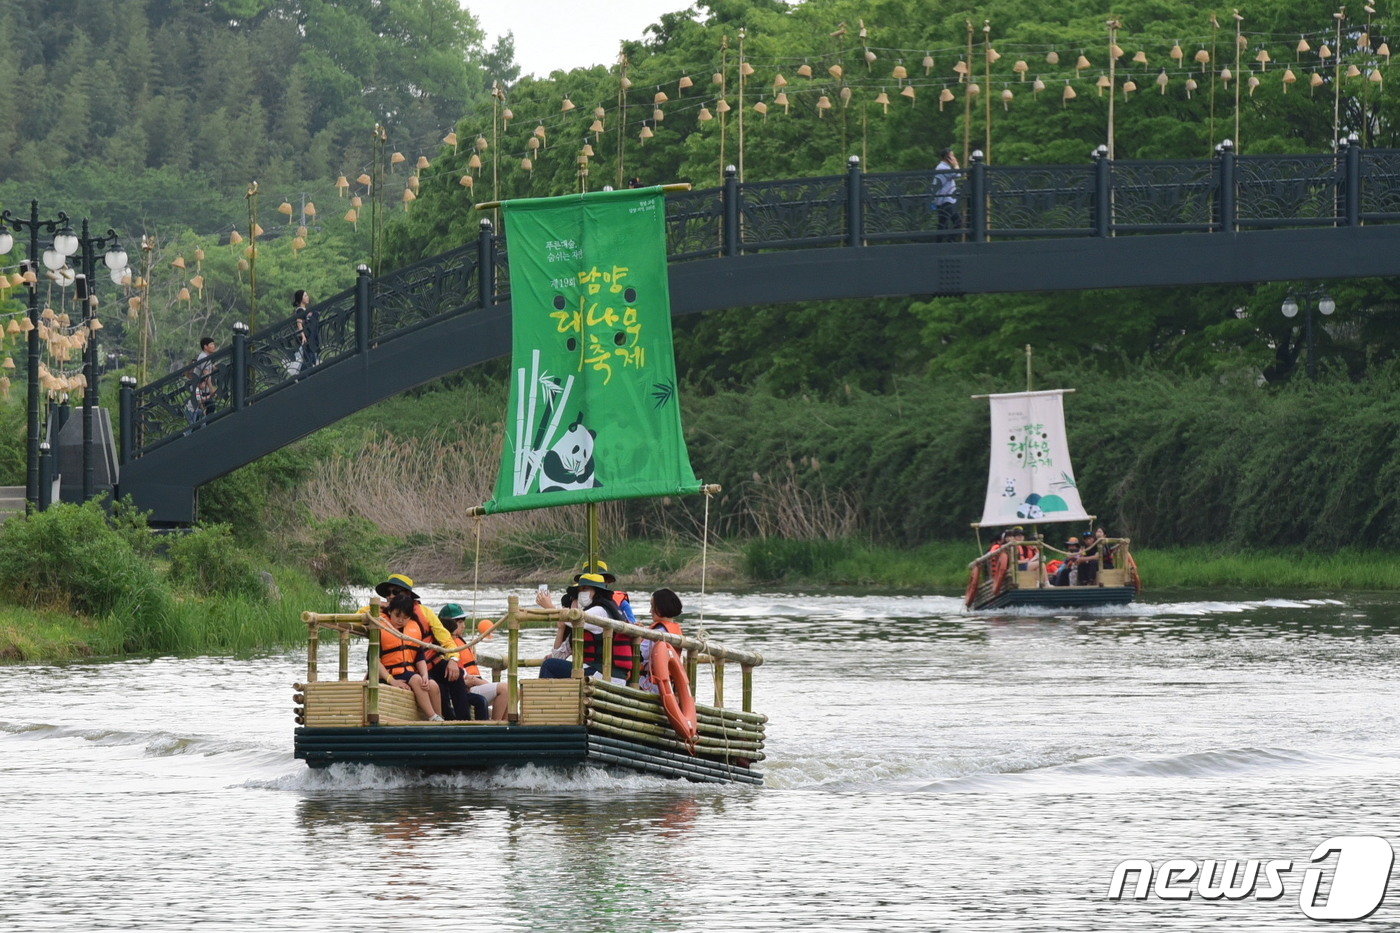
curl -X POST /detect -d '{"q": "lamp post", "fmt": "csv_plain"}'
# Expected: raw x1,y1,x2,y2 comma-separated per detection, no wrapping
1281,290,1336,379
77,221,128,501
0,201,71,512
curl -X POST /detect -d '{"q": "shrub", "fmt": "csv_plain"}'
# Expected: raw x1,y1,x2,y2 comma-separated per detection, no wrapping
741,537,847,582
167,523,266,598
0,501,169,617
294,515,390,586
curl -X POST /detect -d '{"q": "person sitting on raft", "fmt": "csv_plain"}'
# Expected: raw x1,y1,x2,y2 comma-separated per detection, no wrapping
380,593,444,721
552,559,636,622
1051,536,1099,586
1007,526,1038,570
371,573,466,687
638,588,684,695
438,603,510,720
536,572,633,684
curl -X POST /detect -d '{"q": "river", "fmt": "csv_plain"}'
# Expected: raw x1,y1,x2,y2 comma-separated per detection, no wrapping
2,587,1398,931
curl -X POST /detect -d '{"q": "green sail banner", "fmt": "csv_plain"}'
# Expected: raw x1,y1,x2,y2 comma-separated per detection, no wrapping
482,187,701,514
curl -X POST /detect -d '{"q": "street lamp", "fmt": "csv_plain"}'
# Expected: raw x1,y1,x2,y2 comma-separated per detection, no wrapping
1281,289,1336,379
76,221,127,501
0,201,70,512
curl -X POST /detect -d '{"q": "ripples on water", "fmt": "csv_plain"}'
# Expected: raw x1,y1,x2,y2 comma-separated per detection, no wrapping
2,587,1399,931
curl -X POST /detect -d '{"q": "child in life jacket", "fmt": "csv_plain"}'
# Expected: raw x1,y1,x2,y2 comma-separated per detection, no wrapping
380,593,443,721
638,588,684,695
438,604,510,720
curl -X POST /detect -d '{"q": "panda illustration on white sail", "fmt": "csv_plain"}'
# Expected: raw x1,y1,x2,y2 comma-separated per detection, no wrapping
538,414,603,492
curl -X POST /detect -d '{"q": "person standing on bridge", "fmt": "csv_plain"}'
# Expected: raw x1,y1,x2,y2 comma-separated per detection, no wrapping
933,148,961,242
292,289,320,370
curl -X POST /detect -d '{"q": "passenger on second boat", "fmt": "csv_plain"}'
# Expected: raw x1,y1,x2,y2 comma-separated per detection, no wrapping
638,588,684,695
536,572,634,684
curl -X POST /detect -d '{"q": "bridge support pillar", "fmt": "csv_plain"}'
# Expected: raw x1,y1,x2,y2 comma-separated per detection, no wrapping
355,263,372,355
118,376,135,464
1093,148,1112,237
231,321,249,411
969,151,987,243
846,155,863,246
1343,137,1362,226
722,165,740,256
478,218,496,310
1215,140,1236,233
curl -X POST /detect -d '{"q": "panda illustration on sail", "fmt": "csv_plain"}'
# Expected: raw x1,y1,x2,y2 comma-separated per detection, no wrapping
512,348,602,496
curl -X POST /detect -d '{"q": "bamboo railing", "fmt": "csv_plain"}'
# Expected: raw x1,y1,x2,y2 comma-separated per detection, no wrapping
965,536,1136,598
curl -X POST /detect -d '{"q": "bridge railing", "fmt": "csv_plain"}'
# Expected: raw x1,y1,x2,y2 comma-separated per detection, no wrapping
124,142,1399,461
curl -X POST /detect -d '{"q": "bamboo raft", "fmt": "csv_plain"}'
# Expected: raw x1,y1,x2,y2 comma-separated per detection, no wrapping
293,596,767,785
965,537,1140,610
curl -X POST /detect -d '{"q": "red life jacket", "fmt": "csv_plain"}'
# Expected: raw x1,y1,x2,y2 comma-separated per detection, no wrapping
381,619,425,677
1018,544,1037,561
579,598,634,672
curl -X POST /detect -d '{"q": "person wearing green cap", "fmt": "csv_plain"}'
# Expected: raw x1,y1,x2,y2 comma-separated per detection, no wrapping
437,604,509,720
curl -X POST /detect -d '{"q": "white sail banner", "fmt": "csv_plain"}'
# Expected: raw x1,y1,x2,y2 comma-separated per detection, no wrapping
979,389,1091,527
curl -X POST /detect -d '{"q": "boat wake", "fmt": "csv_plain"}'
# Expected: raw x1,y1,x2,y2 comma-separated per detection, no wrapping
971,597,1344,619
0,718,286,767
246,760,689,794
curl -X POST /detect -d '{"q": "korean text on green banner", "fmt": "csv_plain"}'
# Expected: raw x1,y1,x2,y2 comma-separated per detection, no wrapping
482,188,701,514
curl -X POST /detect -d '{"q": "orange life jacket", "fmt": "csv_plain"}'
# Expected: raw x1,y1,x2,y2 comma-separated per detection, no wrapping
647,618,683,677
381,619,425,677
1018,544,1037,561
448,634,482,677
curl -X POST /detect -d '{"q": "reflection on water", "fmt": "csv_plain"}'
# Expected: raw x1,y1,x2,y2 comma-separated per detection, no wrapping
2,587,1399,931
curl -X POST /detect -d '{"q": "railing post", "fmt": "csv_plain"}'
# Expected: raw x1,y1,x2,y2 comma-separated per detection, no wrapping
722,164,740,256
354,263,372,355
478,217,496,310
1344,134,1362,227
231,321,249,411
37,441,51,510
969,149,987,242
845,155,863,246
1215,139,1236,233
118,375,135,463
1092,145,1112,237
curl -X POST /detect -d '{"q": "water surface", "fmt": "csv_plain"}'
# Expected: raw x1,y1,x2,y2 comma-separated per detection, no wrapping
2,587,1398,930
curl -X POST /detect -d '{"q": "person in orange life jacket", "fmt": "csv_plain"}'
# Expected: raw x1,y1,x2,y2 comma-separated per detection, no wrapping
985,530,1005,554
537,573,632,683
1006,526,1038,570
638,588,684,695
379,593,444,721
424,603,488,721
372,573,464,685
438,604,510,720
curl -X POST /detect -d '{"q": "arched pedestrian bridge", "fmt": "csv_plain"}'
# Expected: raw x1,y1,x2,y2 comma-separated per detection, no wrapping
119,145,1400,523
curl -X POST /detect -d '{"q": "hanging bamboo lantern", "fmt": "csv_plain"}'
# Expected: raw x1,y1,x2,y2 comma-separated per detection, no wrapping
1319,44,1332,60
468,153,483,170
474,136,488,153
1171,42,1184,61
252,223,265,237
639,125,654,140
754,100,768,116
1133,50,1149,65
816,95,832,116
1046,50,1060,65
653,107,665,121
797,63,813,77
1110,43,1124,59
1360,31,1373,49
294,236,308,252
1033,77,1046,95
589,118,605,133
1371,68,1384,84
305,203,317,217
864,50,877,65
236,259,248,273
5,320,16,335
1185,78,1198,98
773,93,788,114
581,142,595,157
1310,72,1325,91
839,86,852,105
89,318,102,332
893,63,908,80
561,97,576,112
1013,60,1028,80
716,98,731,113
875,90,891,112
828,64,843,79
937,87,955,110
1194,48,1210,67
967,82,980,97
679,75,694,89
954,60,969,77
194,248,204,264
177,287,191,301
1379,42,1391,61
1157,70,1170,92
229,230,244,245
1096,74,1111,95
406,175,419,191
533,125,547,141
655,90,669,104
1297,37,1311,56
713,71,725,85
1076,54,1091,71
774,73,789,88
987,47,1002,64
443,131,458,151
923,53,935,73
459,175,473,188
345,208,358,224
191,275,204,292
402,189,415,209
20,316,34,331
593,106,606,119
1283,68,1297,91
527,136,541,150
351,195,363,208
1347,63,1362,78
902,84,917,101
1247,75,1261,95
1001,88,1014,109
1221,67,1233,85
698,105,714,121
40,306,54,321
1256,49,1272,67
416,155,430,170
171,256,186,269
621,76,633,90
1123,79,1137,97
278,201,293,216
742,60,758,75
336,176,349,196
391,151,406,166
502,107,514,122
1063,82,1077,103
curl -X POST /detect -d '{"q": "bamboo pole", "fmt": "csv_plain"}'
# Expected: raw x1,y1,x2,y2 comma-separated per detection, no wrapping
963,21,974,164
307,622,318,684
627,636,641,687
983,20,993,163
571,609,586,679
366,598,382,725
585,692,764,740
472,182,693,212
586,714,765,756
742,664,753,712
601,628,614,681
713,658,725,707
507,596,520,722
338,630,349,681
588,678,767,723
